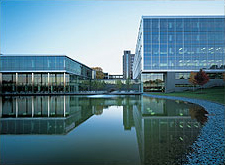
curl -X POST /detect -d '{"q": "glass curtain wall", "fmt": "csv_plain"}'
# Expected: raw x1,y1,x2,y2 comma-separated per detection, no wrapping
0,56,65,71
142,73,165,92
2,74,16,93
0,55,93,93
2,73,71,93
142,17,225,71
1,73,95,93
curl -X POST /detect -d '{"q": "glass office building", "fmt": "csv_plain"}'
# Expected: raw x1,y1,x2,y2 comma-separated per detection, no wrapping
0,55,93,93
133,16,225,92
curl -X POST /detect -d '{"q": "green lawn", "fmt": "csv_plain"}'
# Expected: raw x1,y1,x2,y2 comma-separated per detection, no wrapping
148,86,225,105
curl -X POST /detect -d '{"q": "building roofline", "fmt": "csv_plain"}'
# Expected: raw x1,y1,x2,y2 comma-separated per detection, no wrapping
0,54,66,56
65,56,92,70
0,54,93,71
142,69,225,73
142,15,225,19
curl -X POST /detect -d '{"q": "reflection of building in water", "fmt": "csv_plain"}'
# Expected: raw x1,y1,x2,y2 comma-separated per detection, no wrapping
0,96,94,135
0,95,206,164
131,96,206,165
0,95,141,135
123,106,134,130
123,97,136,130
89,96,140,117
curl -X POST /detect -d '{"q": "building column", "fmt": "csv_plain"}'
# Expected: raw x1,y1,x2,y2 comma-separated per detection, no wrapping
0,97,2,118
64,72,66,93
32,96,34,117
140,81,143,93
0,73,2,94
92,106,95,114
165,72,175,93
48,73,50,93
48,96,50,117
16,73,18,93
16,98,18,118
63,95,66,117
32,73,34,93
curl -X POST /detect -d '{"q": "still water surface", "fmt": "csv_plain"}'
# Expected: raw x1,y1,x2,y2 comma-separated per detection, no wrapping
0,95,208,165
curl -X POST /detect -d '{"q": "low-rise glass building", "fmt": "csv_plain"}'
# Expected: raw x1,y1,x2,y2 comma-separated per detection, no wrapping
133,16,225,92
0,55,93,93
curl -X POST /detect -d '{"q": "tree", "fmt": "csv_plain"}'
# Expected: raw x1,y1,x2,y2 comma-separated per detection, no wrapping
80,80,90,91
125,78,131,91
194,69,209,92
100,81,106,91
91,80,100,91
91,80,106,91
116,80,123,91
189,105,208,125
95,71,104,79
189,72,197,91
91,67,105,79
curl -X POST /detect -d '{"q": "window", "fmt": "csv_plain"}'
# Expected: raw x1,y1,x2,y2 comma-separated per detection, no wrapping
175,73,190,79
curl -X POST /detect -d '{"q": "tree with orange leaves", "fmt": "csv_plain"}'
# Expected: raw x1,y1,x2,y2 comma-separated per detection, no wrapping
194,69,209,93
189,72,197,91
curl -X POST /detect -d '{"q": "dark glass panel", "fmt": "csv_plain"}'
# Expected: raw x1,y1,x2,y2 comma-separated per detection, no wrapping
160,19,168,31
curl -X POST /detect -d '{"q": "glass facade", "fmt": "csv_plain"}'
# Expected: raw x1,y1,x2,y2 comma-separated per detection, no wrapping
133,16,225,92
0,55,92,78
0,55,93,93
0,56,64,71
133,16,225,73
175,72,224,79
142,73,165,92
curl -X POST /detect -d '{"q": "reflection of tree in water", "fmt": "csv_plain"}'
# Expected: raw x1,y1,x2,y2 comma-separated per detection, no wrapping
91,97,130,116
144,137,191,165
144,79,163,85
189,105,208,125
133,97,209,165
94,105,104,115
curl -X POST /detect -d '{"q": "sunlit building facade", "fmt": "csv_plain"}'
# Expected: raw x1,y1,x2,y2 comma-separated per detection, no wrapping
133,16,225,92
0,55,93,93
123,50,135,79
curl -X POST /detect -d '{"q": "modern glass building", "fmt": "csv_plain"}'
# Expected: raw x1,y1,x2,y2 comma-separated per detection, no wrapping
133,16,225,92
0,55,93,93
123,50,135,79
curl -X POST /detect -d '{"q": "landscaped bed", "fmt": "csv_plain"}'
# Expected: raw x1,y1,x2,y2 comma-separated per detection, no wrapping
148,86,225,105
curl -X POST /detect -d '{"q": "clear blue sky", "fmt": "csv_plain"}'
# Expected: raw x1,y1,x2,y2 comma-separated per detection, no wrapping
1,0,224,74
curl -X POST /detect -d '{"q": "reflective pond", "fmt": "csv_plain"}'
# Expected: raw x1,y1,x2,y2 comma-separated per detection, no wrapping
0,95,208,165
